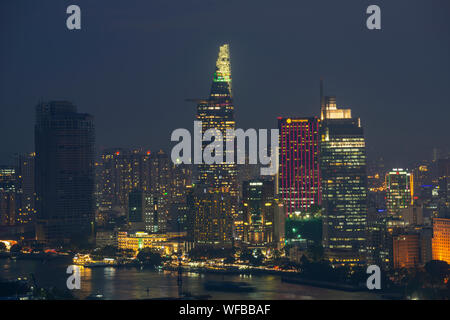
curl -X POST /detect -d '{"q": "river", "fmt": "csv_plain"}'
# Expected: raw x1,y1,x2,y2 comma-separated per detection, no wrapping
0,258,382,300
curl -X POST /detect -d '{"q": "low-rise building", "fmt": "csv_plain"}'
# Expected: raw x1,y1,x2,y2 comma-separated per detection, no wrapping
117,231,186,255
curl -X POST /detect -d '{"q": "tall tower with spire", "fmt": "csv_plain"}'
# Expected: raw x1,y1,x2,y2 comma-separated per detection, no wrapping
196,44,237,195
193,44,237,247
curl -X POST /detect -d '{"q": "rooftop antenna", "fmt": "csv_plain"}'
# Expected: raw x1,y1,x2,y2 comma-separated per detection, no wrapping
320,78,325,120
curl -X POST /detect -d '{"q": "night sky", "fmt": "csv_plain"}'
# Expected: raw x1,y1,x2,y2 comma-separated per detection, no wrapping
1,0,449,167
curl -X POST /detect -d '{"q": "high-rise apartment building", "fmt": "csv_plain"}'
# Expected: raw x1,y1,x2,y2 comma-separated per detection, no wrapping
172,163,192,204
149,150,173,231
169,164,193,232
143,193,168,233
97,148,151,213
149,150,172,196
97,148,187,233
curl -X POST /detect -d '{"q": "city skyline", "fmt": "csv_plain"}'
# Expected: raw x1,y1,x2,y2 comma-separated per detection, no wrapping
1,1,450,303
0,45,448,301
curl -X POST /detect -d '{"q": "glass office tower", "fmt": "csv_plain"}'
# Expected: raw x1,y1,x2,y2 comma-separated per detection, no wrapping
385,168,413,216
320,95,368,266
35,101,95,243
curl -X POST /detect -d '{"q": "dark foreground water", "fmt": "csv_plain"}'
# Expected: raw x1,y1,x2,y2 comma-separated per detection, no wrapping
0,258,382,300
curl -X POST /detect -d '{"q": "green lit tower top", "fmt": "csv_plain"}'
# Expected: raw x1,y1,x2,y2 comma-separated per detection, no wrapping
210,44,232,99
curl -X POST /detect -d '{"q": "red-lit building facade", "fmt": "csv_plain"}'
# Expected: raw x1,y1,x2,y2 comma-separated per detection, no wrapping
277,117,321,216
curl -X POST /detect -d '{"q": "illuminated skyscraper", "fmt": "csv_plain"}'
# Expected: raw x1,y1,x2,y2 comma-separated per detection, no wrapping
0,166,16,226
320,87,368,266
35,101,95,243
242,180,277,247
15,152,36,225
188,185,233,247
143,193,166,233
278,117,321,216
385,168,413,216
192,44,237,247
196,44,237,197
432,218,450,264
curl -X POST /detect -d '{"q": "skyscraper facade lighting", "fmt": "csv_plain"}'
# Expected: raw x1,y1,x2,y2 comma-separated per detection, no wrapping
196,44,237,198
385,168,413,216
320,94,368,266
278,117,321,216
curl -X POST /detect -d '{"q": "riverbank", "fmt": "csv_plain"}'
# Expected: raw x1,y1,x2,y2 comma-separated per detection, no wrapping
163,265,295,276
